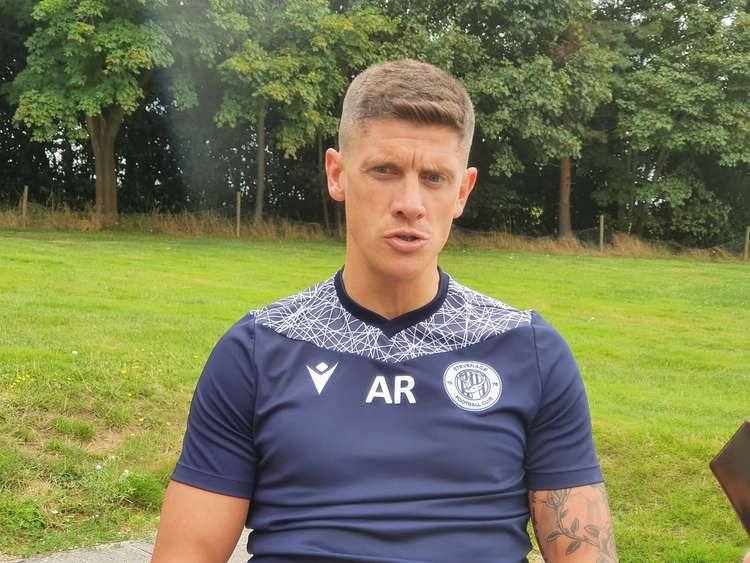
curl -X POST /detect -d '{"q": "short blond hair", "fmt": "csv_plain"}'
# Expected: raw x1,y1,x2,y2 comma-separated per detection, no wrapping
339,59,475,159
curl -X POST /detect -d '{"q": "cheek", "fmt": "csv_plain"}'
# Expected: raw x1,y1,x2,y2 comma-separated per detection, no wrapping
345,181,388,237
428,191,460,223
350,180,390,215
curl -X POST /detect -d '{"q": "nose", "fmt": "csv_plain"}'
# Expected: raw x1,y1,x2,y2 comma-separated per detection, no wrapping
390,173,426,222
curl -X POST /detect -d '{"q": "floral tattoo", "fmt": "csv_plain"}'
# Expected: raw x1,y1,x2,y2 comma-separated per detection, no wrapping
531,484,618,562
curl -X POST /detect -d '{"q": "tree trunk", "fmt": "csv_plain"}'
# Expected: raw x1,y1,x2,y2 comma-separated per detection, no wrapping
318,133,330,231
558,154,573,238
86,107,123,225
254,112,266,225
653,149,669,181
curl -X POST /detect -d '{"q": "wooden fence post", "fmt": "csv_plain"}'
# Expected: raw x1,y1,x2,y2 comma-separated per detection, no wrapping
599,214,604,253
744,226,749,262
21,185,28,224
235,191,241,238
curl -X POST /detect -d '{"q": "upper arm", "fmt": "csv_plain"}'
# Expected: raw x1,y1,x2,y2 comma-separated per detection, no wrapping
529,483,618,563
171,316,259,499
155,316,258,561
152,480,250,562
526,313,602,490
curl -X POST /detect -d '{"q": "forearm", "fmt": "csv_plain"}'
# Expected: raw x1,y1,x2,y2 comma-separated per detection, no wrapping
529,483,618,562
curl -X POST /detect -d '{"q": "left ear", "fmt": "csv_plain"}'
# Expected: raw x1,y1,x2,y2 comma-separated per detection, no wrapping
453,167,478,219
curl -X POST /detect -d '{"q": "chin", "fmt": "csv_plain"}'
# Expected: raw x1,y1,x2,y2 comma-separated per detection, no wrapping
372,254,436,282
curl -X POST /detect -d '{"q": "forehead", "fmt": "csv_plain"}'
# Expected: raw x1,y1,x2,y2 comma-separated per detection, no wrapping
350,119,462,166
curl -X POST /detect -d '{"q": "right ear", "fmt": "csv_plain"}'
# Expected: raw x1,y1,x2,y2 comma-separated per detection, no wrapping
326,148,346,202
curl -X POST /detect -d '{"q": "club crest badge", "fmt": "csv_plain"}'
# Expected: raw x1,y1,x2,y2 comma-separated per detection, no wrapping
443,361,502,412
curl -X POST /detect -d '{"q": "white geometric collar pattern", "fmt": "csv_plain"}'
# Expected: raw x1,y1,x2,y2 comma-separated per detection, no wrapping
253,273,531,364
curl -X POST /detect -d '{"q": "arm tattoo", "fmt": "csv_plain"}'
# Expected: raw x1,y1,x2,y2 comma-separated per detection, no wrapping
530,483,618,562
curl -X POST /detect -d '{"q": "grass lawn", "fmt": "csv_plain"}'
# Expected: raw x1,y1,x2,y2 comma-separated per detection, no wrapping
0,229,748,561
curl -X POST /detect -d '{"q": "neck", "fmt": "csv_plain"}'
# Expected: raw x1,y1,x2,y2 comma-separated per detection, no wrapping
341,260,441,320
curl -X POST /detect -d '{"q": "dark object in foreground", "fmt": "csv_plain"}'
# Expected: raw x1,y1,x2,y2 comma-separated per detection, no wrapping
711,419,750,537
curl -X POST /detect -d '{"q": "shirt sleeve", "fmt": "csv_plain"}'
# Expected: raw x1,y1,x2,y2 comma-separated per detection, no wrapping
525,311,603,490
171,313,259,499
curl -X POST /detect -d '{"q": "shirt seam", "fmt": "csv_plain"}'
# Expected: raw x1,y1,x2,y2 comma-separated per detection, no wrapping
250,313,260,445
527,465,601,476
530,310,544,423
174,461,255,486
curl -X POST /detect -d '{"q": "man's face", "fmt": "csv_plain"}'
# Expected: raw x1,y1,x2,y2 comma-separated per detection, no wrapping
326,119,477,281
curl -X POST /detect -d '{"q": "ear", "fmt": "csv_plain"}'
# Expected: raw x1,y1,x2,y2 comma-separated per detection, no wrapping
326,148,346,202
453,167,477,219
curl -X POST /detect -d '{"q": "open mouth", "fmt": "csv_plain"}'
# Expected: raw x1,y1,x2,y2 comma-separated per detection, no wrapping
384,232,428,252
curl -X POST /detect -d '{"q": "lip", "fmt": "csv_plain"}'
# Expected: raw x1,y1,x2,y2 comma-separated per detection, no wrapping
383,229,429,253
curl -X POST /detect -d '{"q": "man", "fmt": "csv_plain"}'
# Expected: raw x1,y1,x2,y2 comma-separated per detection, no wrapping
152,59,617,562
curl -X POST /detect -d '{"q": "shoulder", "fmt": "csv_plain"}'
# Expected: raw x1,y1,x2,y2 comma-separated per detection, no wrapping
253,274,338,333
442,275,532,332
214,311,257,357
527,310,577,369
196,312,258,397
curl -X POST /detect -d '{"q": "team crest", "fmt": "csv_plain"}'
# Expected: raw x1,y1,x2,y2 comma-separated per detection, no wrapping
443,361,502,412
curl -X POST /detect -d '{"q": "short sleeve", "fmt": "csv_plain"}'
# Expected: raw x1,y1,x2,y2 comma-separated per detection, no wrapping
171,313,258,499
525,311,603,490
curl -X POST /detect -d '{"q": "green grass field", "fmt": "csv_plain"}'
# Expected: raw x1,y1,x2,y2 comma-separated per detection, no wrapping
1,229,748,561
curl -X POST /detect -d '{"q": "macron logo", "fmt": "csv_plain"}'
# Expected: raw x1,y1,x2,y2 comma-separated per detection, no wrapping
306,361,338,395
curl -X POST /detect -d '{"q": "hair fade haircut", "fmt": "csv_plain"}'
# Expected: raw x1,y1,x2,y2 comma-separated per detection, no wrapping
338,59,475,160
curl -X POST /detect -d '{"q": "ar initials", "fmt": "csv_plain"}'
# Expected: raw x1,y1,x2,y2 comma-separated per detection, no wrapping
365,375,416,404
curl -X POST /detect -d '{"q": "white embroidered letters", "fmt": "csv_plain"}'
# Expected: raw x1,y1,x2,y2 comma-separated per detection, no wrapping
365,375,416,404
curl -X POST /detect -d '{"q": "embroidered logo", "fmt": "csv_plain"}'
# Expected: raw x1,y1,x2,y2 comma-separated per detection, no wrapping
306,361,338,395
443,361,501,412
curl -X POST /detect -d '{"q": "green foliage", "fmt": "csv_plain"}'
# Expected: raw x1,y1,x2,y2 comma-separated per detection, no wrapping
9,0,174,142
616,6,750,166
580,1,750,240
217,0,394,157
155,0,251,111
464,9,618,177
669,183,732,245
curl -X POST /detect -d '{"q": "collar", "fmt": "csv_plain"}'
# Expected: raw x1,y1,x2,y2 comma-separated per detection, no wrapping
334,267,449,338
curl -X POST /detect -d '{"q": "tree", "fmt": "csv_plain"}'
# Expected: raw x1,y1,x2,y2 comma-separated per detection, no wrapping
0,0,56,207
593,0,750,241
216,0,393,223
461,1,618,237
9,0,172,224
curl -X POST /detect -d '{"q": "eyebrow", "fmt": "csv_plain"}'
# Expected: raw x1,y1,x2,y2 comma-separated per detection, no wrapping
361,157,456,179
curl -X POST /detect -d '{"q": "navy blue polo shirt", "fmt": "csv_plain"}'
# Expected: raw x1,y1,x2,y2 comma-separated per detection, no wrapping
172,268,603,562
